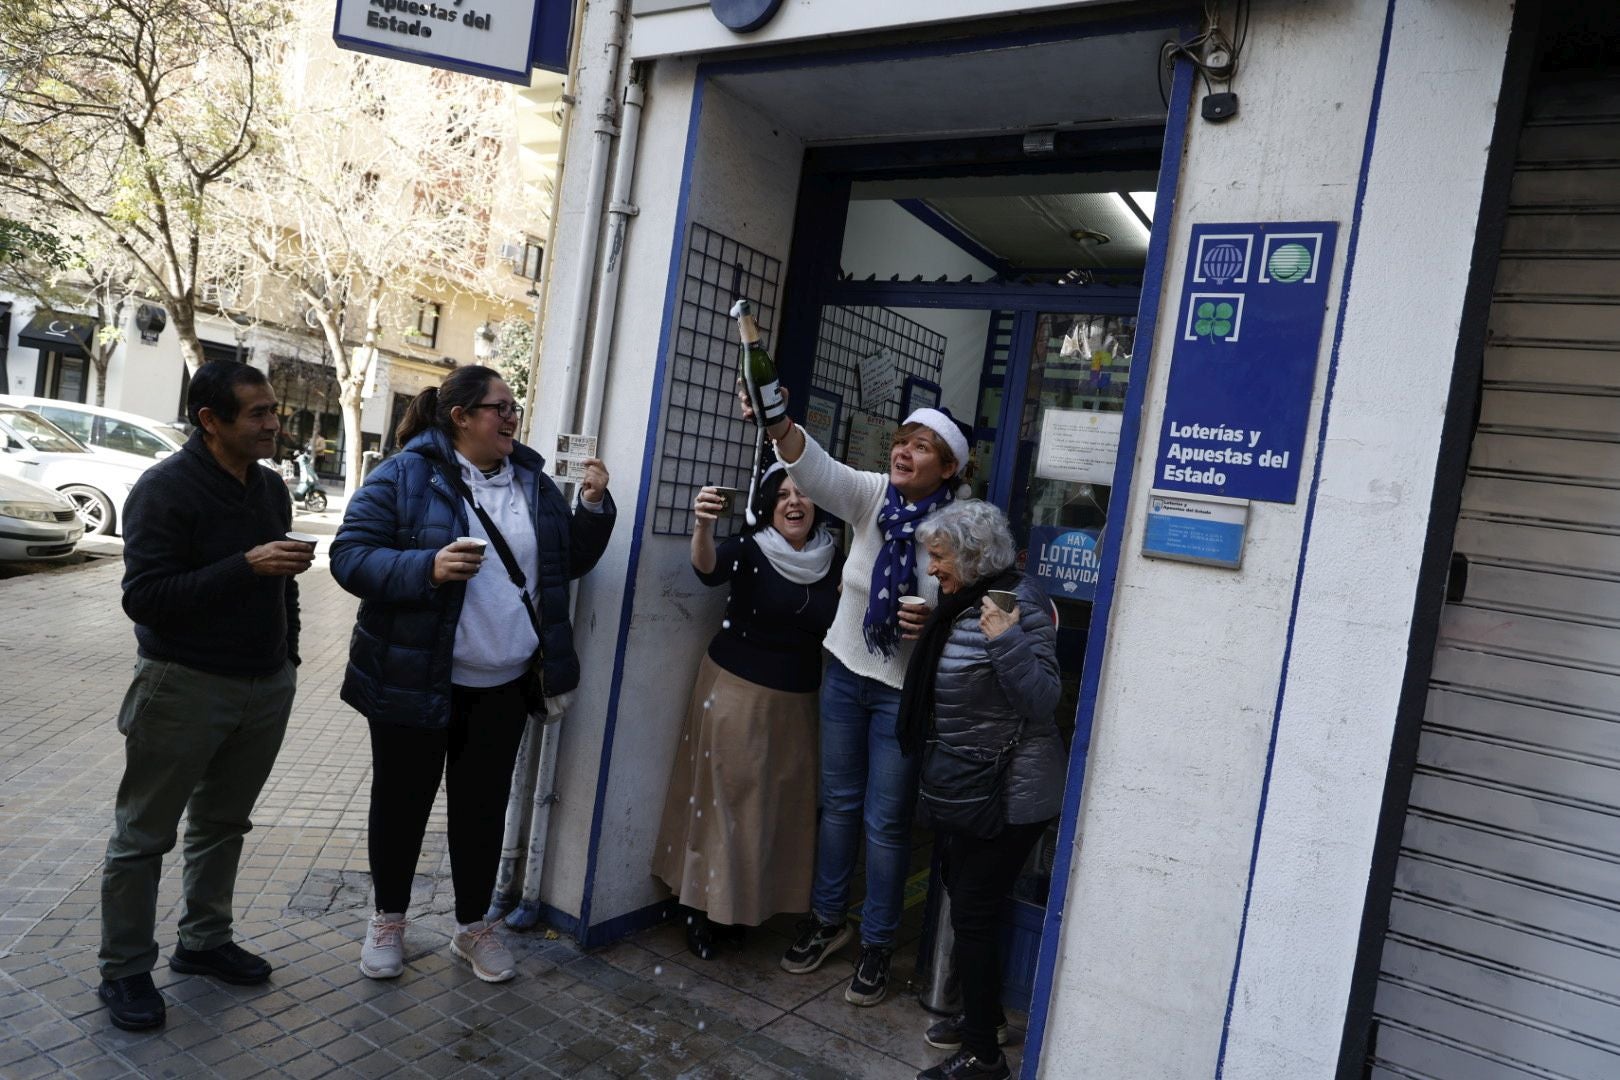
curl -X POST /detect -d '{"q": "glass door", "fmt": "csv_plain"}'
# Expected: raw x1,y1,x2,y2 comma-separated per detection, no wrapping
980,310,1135,907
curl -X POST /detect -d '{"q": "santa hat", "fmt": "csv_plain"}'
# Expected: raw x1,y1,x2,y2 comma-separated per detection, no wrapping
903,406,972,466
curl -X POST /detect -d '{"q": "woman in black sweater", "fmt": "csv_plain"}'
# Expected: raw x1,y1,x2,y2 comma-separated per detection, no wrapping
653,464,841,959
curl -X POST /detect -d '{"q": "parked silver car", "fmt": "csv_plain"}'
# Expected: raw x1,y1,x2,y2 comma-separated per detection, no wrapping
0,407,148,535
0,395,184,466
0,471,83,561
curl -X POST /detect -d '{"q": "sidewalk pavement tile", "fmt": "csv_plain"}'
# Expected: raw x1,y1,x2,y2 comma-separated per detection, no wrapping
0,559,995,1079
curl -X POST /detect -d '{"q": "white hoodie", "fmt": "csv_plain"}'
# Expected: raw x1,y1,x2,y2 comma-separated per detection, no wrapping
450,452,540,688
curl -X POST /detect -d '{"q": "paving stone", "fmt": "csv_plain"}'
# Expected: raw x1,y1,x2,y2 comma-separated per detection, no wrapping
0,562,939,1079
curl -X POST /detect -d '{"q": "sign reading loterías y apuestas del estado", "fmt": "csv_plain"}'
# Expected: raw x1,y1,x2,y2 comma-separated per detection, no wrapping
1151,221,1339,504
333,0,571,83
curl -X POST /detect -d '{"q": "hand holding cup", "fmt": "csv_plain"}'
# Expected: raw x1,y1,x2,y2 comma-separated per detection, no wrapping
693,486,728,524
897,594,931,641
432,537,486,585
980,594,1018,640
247,539,316,577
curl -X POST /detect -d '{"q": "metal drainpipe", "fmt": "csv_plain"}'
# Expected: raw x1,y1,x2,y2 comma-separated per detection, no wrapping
579,74,644,431
501,67,646,933
495,0,634,933
549,0,629,441
490,0,590,925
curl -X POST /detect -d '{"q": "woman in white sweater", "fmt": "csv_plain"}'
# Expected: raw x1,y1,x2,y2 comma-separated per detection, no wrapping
745,388,969,1007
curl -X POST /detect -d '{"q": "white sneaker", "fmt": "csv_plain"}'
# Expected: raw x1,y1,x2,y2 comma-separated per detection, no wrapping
451,920,516,983
359,912,406,979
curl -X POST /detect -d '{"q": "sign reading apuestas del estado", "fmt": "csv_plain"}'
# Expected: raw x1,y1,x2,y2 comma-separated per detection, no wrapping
333,0,571,83
1151,221,1339,504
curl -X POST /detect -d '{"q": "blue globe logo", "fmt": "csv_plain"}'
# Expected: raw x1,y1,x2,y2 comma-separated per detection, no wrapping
1201,242,1245,284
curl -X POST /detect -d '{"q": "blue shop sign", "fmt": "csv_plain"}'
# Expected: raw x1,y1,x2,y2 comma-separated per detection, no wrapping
333,0,571,83
1152,222,1338,504
1030,526,1101,602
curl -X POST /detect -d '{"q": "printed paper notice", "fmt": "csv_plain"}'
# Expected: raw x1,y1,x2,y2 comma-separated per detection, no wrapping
858,349,900,410
1036,409,1123,485
844,410,893,473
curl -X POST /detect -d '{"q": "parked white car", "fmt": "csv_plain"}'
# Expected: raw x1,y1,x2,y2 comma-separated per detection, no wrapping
0,395,184,468
0,472,83,561
0,406,149,536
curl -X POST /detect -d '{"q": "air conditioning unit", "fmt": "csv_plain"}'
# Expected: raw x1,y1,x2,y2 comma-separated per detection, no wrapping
497,241,523,263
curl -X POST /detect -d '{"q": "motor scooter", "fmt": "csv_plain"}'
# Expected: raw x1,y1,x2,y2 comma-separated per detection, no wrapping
284,451,328,513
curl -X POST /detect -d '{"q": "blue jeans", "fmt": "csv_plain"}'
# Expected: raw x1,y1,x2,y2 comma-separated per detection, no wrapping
810,654,919,948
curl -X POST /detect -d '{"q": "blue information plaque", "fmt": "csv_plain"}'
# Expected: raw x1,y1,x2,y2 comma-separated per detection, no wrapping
1152,222,1338,504
1141,493,1249,570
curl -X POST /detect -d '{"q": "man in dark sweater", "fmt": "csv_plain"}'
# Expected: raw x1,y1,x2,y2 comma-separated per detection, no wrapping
96,361,313,1032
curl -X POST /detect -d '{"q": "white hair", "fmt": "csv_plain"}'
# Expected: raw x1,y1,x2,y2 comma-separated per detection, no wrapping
915,500,1016,586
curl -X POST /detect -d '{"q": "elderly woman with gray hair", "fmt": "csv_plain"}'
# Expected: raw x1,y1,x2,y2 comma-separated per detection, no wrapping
898,500,1063,1080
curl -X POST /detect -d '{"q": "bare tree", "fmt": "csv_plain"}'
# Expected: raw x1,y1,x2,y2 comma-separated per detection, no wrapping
0,0,281,374
224,9,536,495
0,216,142,406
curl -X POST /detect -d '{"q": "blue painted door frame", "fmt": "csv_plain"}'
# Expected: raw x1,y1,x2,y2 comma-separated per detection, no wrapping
774,85,1187,1074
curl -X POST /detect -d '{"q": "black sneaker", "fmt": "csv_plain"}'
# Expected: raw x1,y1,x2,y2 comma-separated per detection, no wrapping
843,943,892,1006
685,912,716,962
98,972,166,1032
924,1013,1011,1051
917,1048,1010,1080
169,941,272,986
780,917,852,975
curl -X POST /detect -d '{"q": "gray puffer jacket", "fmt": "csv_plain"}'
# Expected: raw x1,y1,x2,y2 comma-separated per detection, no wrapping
932,573,1066,824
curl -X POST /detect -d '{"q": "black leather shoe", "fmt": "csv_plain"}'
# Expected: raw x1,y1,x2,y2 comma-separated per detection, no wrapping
98,972,166,1031
169,941,272,985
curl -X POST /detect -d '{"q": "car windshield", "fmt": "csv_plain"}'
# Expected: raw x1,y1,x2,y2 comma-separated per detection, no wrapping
99,417,177,458
0,410,86,454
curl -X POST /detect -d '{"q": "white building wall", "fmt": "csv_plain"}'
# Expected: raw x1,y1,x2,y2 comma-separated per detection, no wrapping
536,0,1516,1072
1218,1,1516,1074
580,77,808,928
1042,1,1514,1077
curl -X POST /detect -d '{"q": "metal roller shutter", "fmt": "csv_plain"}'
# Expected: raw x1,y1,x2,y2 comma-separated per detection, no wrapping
1368,77,1620,1080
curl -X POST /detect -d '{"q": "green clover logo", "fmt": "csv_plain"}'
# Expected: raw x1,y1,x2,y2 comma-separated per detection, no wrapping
1195,301,1235,341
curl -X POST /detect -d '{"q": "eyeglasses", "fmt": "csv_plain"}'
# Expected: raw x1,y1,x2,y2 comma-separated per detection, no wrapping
468,401,524,420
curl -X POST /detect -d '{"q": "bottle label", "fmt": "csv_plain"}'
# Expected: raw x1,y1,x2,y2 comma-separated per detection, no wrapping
758,378,787,421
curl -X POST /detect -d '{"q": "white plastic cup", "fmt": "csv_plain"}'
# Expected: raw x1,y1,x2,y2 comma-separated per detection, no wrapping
986,589,1018,613
456,536,487,555
898,594,928,611
285,531,320,549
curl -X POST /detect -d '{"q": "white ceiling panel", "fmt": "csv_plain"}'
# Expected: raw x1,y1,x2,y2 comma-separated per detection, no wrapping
708,28,1167,143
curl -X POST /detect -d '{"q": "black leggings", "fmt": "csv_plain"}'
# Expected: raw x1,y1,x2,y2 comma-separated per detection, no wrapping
941,819,1053,1061
367,678,529,924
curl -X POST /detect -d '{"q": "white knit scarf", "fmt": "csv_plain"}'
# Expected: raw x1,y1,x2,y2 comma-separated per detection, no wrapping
752,525,835,584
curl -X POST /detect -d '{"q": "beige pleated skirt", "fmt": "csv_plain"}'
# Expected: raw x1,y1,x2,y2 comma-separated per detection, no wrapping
652,654,819,926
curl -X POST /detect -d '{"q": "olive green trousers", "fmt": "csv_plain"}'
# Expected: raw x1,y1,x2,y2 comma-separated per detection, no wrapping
98,657,294,980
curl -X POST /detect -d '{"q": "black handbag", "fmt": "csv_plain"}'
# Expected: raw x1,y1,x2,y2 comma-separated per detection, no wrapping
917,725,1022,840
437,464,547,710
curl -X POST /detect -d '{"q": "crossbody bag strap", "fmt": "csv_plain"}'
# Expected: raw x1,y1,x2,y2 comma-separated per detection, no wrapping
436,462,543,642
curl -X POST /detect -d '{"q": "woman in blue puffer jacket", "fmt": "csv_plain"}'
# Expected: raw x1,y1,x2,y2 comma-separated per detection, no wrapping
330,364,614,986
898,499,1062,1080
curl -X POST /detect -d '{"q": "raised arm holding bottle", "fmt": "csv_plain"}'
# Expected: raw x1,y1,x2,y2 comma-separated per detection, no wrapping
736,368,976,1009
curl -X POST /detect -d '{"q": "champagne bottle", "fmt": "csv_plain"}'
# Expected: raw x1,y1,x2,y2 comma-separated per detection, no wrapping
730,299,787,426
